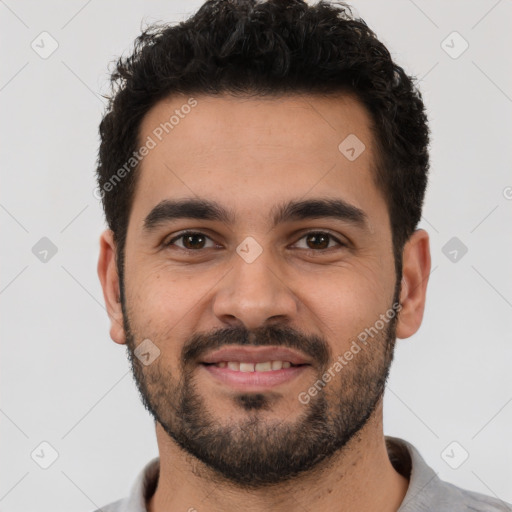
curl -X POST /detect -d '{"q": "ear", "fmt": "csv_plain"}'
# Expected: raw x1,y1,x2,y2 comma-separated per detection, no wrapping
97,229,126,345
396,229,431,339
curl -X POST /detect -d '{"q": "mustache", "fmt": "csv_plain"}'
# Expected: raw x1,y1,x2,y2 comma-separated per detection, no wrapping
182,324,330,368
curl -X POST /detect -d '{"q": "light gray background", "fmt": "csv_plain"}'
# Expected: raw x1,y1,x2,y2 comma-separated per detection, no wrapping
1,1,511,511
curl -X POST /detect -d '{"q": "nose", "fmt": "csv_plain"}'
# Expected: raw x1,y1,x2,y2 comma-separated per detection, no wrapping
212,245,299,330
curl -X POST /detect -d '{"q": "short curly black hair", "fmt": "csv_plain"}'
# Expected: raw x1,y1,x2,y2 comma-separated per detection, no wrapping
96,0,430,280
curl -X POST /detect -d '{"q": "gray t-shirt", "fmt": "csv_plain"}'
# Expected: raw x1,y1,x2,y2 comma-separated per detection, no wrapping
93,436,511,511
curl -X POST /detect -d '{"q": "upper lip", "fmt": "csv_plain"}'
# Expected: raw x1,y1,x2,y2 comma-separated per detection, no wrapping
200,346,312,365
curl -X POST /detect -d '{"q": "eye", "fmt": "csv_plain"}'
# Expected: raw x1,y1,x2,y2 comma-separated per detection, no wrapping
164,231,217,251
293,231,346,252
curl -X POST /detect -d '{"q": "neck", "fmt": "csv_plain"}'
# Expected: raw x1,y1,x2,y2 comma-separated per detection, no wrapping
147,402,409,512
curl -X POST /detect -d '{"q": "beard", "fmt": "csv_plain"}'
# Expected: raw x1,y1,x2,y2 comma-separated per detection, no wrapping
120,276,401,490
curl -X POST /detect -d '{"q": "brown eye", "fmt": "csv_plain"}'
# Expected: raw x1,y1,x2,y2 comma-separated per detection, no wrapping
182,233,206,249
295,231,344,251
165,231,215,250
305,232,330,250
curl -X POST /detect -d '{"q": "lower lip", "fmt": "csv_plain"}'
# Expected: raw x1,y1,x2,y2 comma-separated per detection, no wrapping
200,363,309,390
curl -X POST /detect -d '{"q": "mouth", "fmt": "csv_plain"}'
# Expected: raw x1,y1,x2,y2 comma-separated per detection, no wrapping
202,360,305,371
198,346,313,391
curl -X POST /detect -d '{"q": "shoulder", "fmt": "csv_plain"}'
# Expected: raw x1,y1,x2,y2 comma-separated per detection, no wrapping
429,479,512,512
88,456,160,512
385,436,512,512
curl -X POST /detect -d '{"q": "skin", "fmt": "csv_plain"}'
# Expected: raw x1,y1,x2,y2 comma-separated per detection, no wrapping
98,92,431,512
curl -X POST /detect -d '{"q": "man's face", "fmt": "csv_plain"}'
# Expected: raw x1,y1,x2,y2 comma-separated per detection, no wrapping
118,93,400,487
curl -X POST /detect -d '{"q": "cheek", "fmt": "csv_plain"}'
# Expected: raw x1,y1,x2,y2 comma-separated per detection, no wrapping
125,269,184,334
125,278,190,371
126,266,214,355
301,269,392,352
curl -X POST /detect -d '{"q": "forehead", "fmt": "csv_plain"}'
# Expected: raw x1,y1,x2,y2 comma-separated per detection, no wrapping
139,92,374,163
130,92,387,233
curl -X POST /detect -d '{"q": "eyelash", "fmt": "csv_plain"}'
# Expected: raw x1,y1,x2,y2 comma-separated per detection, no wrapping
163,230,346,253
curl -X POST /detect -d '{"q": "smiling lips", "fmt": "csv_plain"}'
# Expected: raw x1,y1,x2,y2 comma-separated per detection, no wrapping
201,346,312,366
210,360,294,372
200,346,312,390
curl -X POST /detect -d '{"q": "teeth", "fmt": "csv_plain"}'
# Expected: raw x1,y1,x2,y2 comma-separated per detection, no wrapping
271,361,283,370
212,360,296,372
255,361,272,372
240,362,254,372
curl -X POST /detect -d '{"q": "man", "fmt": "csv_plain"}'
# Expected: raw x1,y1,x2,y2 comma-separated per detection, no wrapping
95,1,511,510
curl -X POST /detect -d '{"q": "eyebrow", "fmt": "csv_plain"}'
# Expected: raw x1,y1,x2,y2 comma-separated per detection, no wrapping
142,197,369,233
